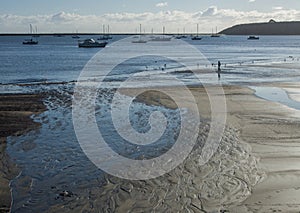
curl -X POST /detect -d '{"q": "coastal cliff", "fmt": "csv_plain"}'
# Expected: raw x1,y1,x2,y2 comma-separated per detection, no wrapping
220,20,300,35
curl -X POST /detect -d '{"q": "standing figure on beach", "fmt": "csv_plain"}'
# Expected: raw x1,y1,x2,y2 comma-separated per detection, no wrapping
217,61,221,79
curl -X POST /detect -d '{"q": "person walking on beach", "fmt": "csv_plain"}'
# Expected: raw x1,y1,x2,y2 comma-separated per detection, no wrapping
217,61,221,79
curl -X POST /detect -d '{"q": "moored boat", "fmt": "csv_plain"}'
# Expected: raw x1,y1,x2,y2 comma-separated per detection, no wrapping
72,30,80,39
98,25,113,40
211,27,221,37
191,36,202,40
191,24,202,40
23,24,39,45
175,35,183,39
248,36,259,40
149,26,171,41
78,39,108,48
132,24,147,43
150,36,172,41
23,38,38,45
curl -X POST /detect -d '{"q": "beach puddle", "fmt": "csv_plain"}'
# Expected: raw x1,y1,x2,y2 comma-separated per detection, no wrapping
251,86,300,111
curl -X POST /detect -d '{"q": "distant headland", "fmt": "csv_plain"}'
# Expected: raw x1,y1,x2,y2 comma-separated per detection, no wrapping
220,20,300,35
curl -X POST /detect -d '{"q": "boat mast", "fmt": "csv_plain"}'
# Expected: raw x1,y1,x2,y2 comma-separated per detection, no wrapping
140,24,142,34
139,24,142,41
30,24,33,35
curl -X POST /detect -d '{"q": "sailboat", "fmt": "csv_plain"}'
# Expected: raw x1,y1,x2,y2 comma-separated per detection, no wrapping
150,26,172,41
72,35,80,39
175,28,182,39
23,38,38,45
98,25,113,40
132,24,147,43
211,27,220,37
106,25,113,39
32,26,40,37
191,24,202,40
98,25,108,40
175,28,187,39
23,24,38,45
182,27,187,38
72,30,80,39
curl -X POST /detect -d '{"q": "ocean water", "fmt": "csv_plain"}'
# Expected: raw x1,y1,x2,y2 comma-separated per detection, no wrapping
0,36,300,84
2,35,300,211
1,35,300,87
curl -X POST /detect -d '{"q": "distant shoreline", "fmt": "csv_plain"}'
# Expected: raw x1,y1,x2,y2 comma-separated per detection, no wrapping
220,20,300,35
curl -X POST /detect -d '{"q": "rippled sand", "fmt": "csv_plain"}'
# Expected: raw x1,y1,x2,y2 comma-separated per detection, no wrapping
47,124,262,213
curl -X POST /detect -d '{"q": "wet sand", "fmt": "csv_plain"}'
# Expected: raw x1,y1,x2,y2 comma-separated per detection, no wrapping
122,84,300,212
0,94,46,212
48,124,263,213
2,84,300,212
230,83,300,212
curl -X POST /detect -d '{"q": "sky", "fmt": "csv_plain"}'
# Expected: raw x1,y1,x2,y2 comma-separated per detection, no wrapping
1,0,300,33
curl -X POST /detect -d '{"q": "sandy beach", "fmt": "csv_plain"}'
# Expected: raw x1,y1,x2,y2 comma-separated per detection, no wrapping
229,83,300,212
121,84,300,212
1,83,300,212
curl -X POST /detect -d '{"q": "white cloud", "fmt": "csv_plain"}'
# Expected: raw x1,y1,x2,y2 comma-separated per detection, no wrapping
1,6,300,33
273,6,283,10
249,0,256,2
156,2,168,8
202,6,218,16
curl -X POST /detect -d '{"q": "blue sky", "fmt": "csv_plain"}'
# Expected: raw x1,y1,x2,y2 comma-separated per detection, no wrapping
1,0,300,33
1,0,299,15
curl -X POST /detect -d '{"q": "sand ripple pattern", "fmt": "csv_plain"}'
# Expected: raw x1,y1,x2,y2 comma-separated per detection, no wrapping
49,124,264,212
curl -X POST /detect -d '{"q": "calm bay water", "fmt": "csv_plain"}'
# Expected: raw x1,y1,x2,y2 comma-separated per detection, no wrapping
1,35,300,86
2,35,300,212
